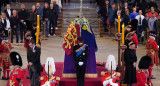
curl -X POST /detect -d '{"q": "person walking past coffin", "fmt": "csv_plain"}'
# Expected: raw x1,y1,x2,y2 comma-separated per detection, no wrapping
43,2,50,37
1,13,10,37
28,5,37,24
49,3,57,36
124,41,137,86
73,37,88,86
27,39,41,86
18,4,29,43
3,4,12,19
10,10,19,44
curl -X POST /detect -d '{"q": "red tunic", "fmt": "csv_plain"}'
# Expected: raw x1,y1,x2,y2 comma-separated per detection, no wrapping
1,42,12,67
9,67,25,86
24,41,29,50
145,38,159,64
131,33,138,48
0,44,4,67
40,76,60,86
101,71,120,86
136,70,152,86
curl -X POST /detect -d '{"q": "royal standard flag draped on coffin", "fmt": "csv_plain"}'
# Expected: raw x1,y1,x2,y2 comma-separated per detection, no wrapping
62,24,80,55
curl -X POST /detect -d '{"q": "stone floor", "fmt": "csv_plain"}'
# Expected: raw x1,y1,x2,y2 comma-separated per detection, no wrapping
0,36,160,86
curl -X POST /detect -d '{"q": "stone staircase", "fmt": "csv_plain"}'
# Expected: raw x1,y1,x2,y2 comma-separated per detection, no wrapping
62,0,100,37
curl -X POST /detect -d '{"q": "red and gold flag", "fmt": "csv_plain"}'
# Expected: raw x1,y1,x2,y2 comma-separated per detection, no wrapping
62,24,80,55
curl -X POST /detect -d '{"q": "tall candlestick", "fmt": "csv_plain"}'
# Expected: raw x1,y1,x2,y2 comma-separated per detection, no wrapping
37,15,40,27
36,26,39,44
122,24,124,44
118,16,120,33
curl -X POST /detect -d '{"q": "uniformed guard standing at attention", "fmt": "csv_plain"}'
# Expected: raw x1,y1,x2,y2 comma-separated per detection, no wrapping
145,31,159,79
73,37,88,86
9,52,24,86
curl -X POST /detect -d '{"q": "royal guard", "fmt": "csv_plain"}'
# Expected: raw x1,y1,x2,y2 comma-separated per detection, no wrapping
101,55,120,86
130,19,138,49
9,52,24,86
1,41,12,80
0,38,4,78
145,31,159,79
40,57,60,86
136,55,152,86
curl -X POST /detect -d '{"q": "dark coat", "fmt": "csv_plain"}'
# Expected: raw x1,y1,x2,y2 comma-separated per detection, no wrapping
43,7,50,20
28,10,37,24
10,15,19,29
73,44,88,68
27,46,41,74
4,9,13,19
1,19,7,30
148,1,157,9
124,48,137,84
49,7,57,20
18,9,29,22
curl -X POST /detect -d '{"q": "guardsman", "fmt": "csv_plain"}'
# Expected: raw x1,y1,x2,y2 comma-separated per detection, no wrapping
136,55,152,86
101,55,120,86
1,41,12,80
0,38,4,78
145,31,159,79
9,52,24,86
73,37,88,86
40,57,60,86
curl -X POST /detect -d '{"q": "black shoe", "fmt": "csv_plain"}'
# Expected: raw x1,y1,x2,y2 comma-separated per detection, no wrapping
150,76,156,79
2,77,6,80
26,76,30,79
20,40,23,43
6,77,9,80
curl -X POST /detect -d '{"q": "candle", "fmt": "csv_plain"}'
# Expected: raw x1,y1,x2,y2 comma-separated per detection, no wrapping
122,24,124,45
118,16,120,33
37,15,40,27
36,26,39,44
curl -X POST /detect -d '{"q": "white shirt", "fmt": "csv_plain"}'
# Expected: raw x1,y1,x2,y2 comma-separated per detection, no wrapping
33,45,36,51
135,15,144,26
7,9,11,17
1,18,10,30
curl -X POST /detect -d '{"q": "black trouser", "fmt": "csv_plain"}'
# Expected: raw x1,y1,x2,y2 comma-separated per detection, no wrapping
29,66,39,86
102,15,108,31
4,30,8,37
76,66,86,86
20,23,26,42
49,19,55,35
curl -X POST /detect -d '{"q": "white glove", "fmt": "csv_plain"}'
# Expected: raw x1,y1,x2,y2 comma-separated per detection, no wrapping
158,45,159,48
79,62,84,66
109,79,118,86
42,81,50,86
103,80,110,86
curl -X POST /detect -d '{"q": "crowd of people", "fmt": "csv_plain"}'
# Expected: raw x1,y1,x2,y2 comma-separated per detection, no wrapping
97,0,160,43
0,1,61,45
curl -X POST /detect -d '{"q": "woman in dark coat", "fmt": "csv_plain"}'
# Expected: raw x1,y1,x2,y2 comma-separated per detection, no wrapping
124,41,137,86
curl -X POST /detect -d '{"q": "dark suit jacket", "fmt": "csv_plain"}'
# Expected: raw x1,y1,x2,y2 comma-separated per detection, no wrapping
4,9,13,19
27,46,41,73
73,44,88,68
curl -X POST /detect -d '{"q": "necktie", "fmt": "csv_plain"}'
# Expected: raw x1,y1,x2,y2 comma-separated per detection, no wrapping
139,15,141,25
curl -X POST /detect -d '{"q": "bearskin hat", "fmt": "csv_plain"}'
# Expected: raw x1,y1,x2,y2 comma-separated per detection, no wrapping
130,19,138,32
138,55,152,69
10,52,22,66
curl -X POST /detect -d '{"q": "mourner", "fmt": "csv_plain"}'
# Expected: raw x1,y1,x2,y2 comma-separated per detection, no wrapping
27,39,41,86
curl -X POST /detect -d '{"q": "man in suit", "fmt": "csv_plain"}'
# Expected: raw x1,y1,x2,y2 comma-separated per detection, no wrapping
27,39,41,86
99,0,110,32
4,4,12,19
73,37,88,86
